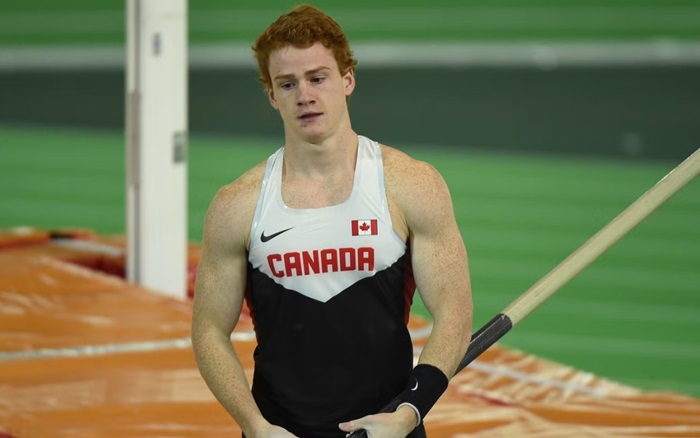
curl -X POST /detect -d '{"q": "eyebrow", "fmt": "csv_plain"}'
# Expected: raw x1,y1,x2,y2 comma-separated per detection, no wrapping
273,66,331,81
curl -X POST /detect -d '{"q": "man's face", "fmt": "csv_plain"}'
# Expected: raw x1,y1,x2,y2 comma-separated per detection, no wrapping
267,42,355,144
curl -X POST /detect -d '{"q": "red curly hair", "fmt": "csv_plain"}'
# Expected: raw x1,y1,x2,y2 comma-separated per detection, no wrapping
252,4,358,90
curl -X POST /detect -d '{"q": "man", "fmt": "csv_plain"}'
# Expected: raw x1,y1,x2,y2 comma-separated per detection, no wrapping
191,5,473,438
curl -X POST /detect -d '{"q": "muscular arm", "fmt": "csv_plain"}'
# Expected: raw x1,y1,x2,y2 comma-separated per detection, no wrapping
340,148,473,437
191,169,296,437
402,161,473,378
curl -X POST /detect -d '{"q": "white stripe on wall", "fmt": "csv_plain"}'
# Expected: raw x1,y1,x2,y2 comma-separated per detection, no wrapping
2,40,700,71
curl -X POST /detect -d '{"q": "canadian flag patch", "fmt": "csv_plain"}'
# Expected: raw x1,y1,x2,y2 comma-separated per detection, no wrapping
351,219,378,236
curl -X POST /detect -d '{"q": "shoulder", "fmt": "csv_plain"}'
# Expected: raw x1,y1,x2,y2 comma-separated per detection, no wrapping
203,160,267,249
381,144,454,231
209,160,266,216
382,145,450,206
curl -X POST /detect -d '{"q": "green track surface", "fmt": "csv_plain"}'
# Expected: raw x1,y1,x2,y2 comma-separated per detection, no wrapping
1,1,700,46
2,125,699,398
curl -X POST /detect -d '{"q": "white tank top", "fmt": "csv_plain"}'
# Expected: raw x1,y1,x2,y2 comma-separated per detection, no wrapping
248,135,408,302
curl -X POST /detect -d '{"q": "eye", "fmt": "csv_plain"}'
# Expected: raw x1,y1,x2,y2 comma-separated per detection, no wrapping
279,81,295,90
311,76,326,84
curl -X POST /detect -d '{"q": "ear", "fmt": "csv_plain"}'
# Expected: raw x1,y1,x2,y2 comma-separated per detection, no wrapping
267,87,279,111
343,68,356,97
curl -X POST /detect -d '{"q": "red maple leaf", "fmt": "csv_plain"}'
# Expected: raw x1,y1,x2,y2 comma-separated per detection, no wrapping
359,222,370,232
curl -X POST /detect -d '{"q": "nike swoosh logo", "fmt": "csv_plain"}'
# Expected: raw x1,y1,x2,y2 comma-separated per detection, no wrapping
411,380,419,391
260,227,293,243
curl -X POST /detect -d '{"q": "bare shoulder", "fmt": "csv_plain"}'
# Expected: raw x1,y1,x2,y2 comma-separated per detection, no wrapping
215,160,265,203
203,160,267,249
210,161,265,215
381,144,452,214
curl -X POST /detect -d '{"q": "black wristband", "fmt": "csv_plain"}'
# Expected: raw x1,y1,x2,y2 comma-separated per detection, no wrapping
395,364,449,426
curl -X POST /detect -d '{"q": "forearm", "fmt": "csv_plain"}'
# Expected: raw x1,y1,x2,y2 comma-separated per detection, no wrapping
378,306,470,429
192,329,266,434
417,308,471,378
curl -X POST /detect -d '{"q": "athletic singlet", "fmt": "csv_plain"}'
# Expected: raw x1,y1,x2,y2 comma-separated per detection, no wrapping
246,135,417,437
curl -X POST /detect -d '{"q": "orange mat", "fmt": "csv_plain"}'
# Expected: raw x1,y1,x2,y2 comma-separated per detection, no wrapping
1,229,699,437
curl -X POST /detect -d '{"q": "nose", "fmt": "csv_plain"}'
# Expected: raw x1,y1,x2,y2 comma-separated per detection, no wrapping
296,81,316,106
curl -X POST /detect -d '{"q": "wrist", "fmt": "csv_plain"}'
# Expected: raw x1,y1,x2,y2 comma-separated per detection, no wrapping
395,404,420,432
394,364,449,425
241,415,270,438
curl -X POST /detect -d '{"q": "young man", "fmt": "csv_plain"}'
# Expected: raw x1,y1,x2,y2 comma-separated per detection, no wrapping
191,5,473,438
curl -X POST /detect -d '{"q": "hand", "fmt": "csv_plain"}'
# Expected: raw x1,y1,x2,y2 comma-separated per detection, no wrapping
338,406,417,438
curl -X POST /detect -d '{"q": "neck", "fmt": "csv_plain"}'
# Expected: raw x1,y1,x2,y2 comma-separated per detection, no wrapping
283,129,359,179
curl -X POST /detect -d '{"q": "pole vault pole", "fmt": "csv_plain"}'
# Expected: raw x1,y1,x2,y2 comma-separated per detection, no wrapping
348,147,700,438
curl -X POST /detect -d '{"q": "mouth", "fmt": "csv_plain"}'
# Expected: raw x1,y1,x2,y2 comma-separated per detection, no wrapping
298,112,323,122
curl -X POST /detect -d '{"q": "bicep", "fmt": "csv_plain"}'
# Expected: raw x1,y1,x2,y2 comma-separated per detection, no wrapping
405,167,471,317
192,190,250,338
411,218,471,318
193,245,247,337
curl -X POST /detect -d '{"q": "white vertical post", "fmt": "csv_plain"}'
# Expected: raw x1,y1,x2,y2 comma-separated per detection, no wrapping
126,0,188,298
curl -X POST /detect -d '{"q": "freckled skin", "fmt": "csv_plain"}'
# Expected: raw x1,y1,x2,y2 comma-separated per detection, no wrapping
191,7,473,438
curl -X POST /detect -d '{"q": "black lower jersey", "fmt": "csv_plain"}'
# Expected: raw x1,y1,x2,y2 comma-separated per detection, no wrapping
246,136,417,437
